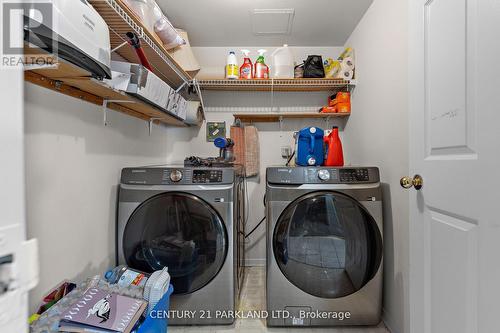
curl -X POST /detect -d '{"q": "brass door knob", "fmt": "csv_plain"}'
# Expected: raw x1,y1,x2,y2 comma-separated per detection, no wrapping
400,175,423,190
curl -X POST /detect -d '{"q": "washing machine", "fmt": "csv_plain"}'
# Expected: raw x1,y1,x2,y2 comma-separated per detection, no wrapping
117,165,245,325
266,166,383,327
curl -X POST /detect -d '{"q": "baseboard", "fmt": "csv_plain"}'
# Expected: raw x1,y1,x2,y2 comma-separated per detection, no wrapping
382,309,399,333
244,258,266,267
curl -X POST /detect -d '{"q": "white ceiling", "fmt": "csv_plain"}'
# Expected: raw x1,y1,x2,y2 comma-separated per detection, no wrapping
156,0,374,47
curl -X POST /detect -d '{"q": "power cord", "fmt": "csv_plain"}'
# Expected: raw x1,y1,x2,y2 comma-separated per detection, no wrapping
244,194,267,239
286,151,295,166
245,216,266,239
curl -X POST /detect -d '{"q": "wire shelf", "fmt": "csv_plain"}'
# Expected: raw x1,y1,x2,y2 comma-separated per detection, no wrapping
89,0,191,88
198,78,356,92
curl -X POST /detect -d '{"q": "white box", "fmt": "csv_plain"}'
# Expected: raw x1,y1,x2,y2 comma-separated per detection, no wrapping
109,61,174,115
177,97,188,120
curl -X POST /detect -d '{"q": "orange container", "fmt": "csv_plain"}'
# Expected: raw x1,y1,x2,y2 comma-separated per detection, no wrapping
336,92,350,103
337,102,351,113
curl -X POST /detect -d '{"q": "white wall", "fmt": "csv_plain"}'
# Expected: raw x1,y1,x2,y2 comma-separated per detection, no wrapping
343,0,409,332
24,83,171,312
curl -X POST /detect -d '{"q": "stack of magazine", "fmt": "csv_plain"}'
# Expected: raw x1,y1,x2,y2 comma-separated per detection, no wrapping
58,287,147,333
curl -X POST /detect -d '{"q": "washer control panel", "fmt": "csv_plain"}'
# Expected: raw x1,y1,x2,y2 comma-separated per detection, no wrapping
267,167,379,185
192,169,223,183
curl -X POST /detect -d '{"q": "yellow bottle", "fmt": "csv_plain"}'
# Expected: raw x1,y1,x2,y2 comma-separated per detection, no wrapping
225,51,239,79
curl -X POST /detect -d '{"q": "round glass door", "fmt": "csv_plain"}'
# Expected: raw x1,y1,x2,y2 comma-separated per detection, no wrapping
273,191,383,298
123,192,228,295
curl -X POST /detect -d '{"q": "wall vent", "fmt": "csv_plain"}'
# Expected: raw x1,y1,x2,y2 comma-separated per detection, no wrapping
251,9,295,35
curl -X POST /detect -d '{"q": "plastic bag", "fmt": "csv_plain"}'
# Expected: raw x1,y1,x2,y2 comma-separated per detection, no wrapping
123,0,156,32
323,58,341,78
154,17,186,50
303,55,325,78
124,0,185,50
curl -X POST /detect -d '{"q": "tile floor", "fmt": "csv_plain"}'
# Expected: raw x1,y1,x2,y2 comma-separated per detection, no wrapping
169,267,390,333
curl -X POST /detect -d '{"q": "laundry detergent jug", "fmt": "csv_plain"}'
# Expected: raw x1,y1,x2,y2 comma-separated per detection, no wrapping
296,127,325,166
324,126,344,166
271,44,294,78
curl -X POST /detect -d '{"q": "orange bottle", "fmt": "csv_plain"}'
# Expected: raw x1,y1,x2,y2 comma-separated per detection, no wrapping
324,127,344,166
240,49,253,79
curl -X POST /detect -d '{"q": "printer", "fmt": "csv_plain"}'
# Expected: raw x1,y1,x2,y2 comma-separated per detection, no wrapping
23,0,112,79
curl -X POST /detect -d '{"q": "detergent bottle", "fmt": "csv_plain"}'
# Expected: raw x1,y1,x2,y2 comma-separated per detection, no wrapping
254,49,269,79
324,126,344,166
225,51,239,79
105,265,149,288
240,49,253,79
296,127,325,166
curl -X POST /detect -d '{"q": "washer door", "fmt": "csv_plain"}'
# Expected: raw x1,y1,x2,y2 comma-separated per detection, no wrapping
123,192,228,295
273,191,383,298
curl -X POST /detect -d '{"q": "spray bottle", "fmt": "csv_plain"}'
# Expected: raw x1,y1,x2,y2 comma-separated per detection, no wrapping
240,49,253,79
254,49,269,79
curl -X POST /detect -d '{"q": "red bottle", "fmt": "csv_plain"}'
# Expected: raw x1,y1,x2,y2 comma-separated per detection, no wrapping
324,126,344,166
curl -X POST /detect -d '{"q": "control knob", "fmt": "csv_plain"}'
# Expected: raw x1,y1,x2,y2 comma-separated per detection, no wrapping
318,169,331,181
170,170,183,182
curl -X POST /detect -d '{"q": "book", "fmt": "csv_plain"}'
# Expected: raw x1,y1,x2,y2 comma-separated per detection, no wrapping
59,288,147,333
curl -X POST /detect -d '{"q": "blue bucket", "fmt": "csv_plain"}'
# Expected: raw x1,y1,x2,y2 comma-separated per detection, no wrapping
137,284,174,333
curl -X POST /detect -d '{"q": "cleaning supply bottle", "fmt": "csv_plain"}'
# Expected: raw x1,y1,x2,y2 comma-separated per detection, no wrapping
254,49,269,79
225,51,239,79
296,127,325,166
324,126,344,166
271,44,294,78
105,265,149,288
239,49,253,79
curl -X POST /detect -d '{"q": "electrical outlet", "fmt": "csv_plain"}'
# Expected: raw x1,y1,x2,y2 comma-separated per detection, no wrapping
281,146,292,159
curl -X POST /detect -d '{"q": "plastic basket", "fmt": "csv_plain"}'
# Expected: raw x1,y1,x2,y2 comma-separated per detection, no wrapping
137,284,174,333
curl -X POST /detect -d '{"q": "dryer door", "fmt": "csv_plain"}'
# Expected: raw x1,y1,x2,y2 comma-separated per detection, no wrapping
273,191,382,299
123,192,228,295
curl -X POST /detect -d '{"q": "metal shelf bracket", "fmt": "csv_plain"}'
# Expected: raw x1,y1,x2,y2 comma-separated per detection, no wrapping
102,99,135,126
192,79,206,120
279,116,284,131
175,81,187,93
111,41,128,54
148,118,163,136
324,115,331,129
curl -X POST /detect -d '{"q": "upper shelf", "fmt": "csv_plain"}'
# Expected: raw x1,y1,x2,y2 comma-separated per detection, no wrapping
88,0,191,89
25,59,186,126
198,78,356,92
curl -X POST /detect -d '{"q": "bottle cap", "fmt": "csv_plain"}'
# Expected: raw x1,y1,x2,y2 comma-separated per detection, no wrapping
104,271,112,280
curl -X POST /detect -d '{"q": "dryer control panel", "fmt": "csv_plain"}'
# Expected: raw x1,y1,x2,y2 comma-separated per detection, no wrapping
192,170,223,183
266,167,380,185
121,167,234,185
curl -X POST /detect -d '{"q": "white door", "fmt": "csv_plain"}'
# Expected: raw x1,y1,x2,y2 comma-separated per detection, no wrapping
408,0,500,332
0,5,38,332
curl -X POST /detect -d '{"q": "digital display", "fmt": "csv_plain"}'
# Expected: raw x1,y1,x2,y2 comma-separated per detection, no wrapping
340,168,370,182
192,170,223,183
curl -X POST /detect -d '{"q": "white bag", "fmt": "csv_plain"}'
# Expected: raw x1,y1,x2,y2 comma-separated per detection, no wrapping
123,0,156,32
154,17,186,50
124,0,185,50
